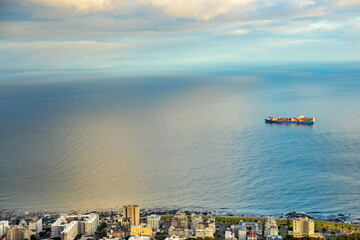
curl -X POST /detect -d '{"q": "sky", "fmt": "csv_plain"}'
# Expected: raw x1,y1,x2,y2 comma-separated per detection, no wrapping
0,0,360,72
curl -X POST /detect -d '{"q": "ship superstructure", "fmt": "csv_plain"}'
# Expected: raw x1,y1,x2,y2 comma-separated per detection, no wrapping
265,115,315,124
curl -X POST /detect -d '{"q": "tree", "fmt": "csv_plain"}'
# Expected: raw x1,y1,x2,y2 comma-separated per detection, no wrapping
154,232,168,240
214,230,224,239
94,229,107,239
97,222,107,231
31,235,39,240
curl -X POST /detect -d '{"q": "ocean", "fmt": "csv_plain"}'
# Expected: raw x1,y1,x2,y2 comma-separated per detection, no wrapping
0,64,359,216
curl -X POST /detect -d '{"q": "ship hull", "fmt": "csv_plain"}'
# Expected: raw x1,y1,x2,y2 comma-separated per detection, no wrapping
265,119,315,124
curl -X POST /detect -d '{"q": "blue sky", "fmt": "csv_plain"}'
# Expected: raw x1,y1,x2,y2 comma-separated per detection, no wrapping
0,0,359,72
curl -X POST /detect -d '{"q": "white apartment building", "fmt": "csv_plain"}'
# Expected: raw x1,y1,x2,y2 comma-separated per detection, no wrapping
195,228,214,237
264,216,278,236
0,221,10,237
191,214,203,230
129,236,150,240
62,221,79,240
146,215,160,229
29,218,43,234
51,214,99,240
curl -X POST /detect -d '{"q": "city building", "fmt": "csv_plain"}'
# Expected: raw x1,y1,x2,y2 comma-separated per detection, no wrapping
123,205,140,226
0,221,10,237
189,213,215,238
130,225,152,237
191,214,202,230
107,216,132,239
168,227,189,238
194,222,215,237
101,238,122,240
5,225,31,240
18,220,27,227
147,215,160,229
129,236,150,240
165,236,182,240
266,235,283,240
225,231,234,240
107,228,129,239
237,226,247,240
194,228,214,237
62,221,78,240
232,221,262,240
51,213,99,240
248,233,258,240
29,218,43,234
115,218,131,233
264,216,278,236
171,212,188,229
168,212,189,238
292,217,315,237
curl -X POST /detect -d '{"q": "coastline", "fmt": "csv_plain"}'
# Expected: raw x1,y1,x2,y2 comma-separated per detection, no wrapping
1,206,359,225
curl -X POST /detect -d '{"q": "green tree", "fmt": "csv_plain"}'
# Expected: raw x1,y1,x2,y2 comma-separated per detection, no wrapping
214,230,224,239
97,222,107,231
154,232,168,240
31,235,39,240
94,229,107,239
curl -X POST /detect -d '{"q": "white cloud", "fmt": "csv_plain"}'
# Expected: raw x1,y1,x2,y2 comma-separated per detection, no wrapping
310,21,342,31
336,0,360,6
138,0,255,20
25,0,113,12
231,29,249,35
295,0,316,8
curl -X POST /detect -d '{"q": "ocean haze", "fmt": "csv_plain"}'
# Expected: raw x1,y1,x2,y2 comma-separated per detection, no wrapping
0,64,359,215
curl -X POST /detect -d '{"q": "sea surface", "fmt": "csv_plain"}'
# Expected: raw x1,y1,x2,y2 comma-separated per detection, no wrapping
0,64,360,216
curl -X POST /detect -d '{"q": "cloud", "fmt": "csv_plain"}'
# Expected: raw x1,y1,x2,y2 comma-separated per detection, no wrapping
336,0,360,6
295,0,316,8
26,0,112,12
1,0,360,70
231,29,249,35
138,0,255,20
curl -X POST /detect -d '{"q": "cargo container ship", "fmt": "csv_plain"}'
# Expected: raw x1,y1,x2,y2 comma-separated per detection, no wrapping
265,115,315,124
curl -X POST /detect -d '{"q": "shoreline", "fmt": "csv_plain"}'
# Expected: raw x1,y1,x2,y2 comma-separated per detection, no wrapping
1,206,359,225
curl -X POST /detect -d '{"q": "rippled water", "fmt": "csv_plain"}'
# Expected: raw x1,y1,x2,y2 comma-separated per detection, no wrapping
0,65,359,215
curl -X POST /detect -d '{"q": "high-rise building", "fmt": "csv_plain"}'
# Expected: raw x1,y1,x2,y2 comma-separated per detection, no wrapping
29,218,43,234
51,213,99,240
190,214,202,230
292,217,314,237
0,220,10,237
130,225,152,237
61,221,79,240
193,216,215,238
264,216,278,236
123,205,140,226
231,221,262,240
147,215,160,229
5,226,31,240
168,212,189,237
171,212,188,229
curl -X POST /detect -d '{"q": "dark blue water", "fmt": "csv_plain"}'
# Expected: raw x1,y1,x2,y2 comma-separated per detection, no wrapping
0,64,359,215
